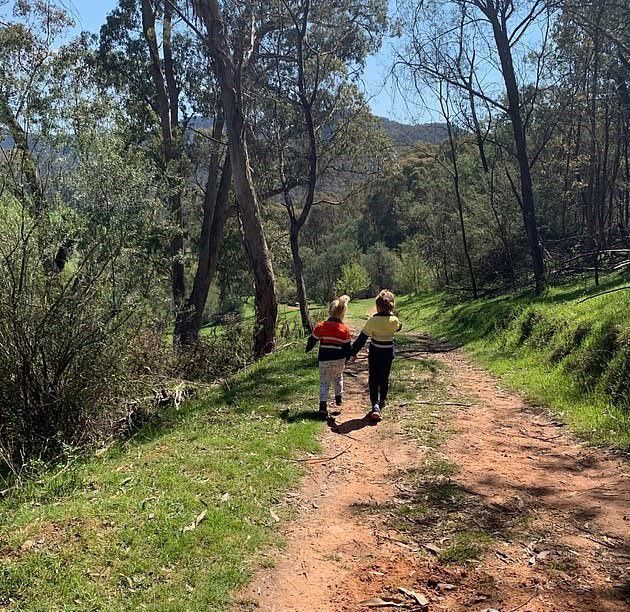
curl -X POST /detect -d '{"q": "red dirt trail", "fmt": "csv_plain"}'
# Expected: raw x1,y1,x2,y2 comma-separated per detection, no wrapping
235,336,630,612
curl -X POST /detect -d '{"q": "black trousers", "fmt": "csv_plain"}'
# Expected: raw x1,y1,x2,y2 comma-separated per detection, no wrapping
368,346,394,407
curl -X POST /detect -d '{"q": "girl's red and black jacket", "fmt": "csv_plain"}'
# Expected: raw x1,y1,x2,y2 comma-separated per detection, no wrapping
305,317,352,361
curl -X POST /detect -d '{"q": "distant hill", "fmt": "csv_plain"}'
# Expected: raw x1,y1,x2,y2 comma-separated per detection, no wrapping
1,117,449,153
1,132,13,150
376,117,448,146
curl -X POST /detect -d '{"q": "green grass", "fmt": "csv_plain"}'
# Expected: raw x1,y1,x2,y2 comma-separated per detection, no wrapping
198,300,311,337
395,274,630,449
438,531,494,564
0,348,324,611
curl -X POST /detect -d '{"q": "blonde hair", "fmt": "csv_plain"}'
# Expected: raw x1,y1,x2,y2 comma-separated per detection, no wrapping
329,294,350,320
375,289,395,313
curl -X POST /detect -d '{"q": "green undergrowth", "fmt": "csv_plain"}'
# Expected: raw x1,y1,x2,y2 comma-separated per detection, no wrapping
200,301,317,338
0,348,324,611
395,274,630,449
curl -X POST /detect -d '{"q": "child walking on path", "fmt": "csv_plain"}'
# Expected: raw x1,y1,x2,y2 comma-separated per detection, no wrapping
350,290,402,422
306,295,352,418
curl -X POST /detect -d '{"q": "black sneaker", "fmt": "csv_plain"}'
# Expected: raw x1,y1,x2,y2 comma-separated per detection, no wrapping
335,395,343,406
370,403,382,422
318,401,329,420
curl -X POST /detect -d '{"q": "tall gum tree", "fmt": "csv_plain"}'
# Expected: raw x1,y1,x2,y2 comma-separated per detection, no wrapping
399,0,551,293
192,0,278,356
0,0,73,270
99,0,232,344
140,0,186,315
256,0,388,332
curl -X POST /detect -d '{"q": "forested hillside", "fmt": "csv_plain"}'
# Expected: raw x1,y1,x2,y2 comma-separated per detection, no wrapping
1,0,628,470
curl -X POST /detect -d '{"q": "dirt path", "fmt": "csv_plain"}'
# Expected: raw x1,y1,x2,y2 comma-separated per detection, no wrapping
235,337,630,612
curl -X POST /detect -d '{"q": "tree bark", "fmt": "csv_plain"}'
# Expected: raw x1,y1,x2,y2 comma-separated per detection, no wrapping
271,0,319,334
290,224,313,333
175,153,232,344
141,0,186,312
442,94,478,298
195,0,277,357
486,2,546,293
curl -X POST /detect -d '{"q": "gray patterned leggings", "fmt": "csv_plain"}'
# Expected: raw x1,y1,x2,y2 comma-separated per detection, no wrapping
318,359,345,402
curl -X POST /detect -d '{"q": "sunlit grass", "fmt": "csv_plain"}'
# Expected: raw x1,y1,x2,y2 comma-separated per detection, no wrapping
0,348,323,611
396,274,630,449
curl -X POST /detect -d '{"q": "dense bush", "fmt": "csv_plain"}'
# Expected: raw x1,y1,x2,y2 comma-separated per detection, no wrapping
0,138,165,473
336,260,370,298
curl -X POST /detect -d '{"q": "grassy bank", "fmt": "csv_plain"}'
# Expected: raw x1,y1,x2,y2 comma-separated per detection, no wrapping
393,275,630,449
0,348,323,611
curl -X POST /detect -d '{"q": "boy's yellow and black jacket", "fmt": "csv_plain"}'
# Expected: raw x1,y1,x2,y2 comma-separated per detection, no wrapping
350,312,402,355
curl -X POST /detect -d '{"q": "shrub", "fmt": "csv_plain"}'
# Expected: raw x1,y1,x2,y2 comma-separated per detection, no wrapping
176,320,254,382
362,242,399,293
276,274,298,304
336,260,370,298
0,139,164,473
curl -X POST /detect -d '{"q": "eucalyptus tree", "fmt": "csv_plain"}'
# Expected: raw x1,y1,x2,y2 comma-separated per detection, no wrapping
253,0,388,332
437,82,478,297
99,0,232,344
0,0,74,269
549,0,630,283
188,0,279,356
398,0,556,293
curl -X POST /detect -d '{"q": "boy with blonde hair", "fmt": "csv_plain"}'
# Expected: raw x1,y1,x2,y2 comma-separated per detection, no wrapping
350,289,401,421
306,295,352,419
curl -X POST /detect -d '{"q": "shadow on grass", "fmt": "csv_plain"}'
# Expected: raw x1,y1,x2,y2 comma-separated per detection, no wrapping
124,351,317,451
215,355,314,408
398,275,630,348
278,409,324,423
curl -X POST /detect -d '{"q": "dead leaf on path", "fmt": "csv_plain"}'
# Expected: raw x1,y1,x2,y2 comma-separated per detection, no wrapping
495,550,513,563
398,586,429,606
423,543,441,555
537,550,551,560
270,508,280,523
359,597,407,608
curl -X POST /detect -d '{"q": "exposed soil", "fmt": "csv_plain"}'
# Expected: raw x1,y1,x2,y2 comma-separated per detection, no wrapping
235,336,630,612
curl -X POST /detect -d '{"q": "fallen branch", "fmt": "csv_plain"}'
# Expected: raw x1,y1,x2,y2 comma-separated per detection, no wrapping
509,591,538,612
281,446,351,463
409,400,473,407
577,286,630,303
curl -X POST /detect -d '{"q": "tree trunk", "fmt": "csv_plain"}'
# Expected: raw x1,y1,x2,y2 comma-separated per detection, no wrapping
489,9,546,293
175,153,232,344
443,103,478,298
141,0,186,312
196,0,277,357
290,225,313,333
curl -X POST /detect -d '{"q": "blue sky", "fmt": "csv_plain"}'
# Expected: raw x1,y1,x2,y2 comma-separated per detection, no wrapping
63,0,417,122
